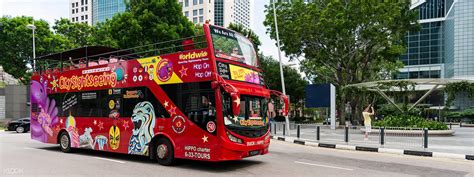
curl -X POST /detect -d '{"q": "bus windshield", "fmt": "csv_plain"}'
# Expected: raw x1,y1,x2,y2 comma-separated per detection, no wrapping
222,93,269,138
210,26,258,67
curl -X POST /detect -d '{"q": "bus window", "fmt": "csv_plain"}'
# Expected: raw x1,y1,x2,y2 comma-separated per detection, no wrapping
161,82,216,134
78,91,100,117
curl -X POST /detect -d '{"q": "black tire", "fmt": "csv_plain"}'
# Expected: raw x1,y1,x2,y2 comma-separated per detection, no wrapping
59,132,72,153
155,138,175,166
15,126,25,133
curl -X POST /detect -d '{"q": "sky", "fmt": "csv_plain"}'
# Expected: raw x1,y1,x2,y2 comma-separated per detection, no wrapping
0,0,293,65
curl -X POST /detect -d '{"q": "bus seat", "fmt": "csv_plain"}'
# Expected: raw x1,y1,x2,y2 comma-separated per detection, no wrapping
98,59,109,65
88,62,98,67
109,57,119,63
182,39,194,51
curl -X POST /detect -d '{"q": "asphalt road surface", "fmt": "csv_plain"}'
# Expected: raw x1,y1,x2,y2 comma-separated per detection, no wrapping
1,131,473,177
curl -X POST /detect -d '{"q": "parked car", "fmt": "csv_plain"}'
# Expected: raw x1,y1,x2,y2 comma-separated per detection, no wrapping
7,118,30,133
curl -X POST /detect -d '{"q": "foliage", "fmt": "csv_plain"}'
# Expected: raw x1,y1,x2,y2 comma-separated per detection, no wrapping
53,18,96,48
373,115,448,130
264,0,418,124
95,0,195,49
446,109,474,122
377,104,421,117
1,0,195,83
462,109,474,119
0,16,70,84
274,115,286,122
376,80,417,112
443,81,474,108
211,33,239,54
259,54,308,103
293,116,315,123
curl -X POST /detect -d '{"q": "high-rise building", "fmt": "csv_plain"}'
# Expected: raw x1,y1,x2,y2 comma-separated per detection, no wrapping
178,0,251,28
69,0,93,25
397,0,474,109
92,0,127,25
397,0,446,80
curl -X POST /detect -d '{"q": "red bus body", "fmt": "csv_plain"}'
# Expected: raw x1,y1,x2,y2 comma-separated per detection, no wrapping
30,24,283,162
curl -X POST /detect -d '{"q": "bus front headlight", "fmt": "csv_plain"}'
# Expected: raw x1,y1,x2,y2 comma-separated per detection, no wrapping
226,131,243,144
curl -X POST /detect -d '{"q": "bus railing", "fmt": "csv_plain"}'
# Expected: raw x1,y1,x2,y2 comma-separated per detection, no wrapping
34,34,207,74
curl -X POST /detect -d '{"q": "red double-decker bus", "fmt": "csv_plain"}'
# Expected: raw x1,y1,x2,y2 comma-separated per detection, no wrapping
30,24,288,165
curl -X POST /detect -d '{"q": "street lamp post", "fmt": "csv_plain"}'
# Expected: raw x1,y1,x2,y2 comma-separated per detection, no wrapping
272,0,290,136
26,23,36,71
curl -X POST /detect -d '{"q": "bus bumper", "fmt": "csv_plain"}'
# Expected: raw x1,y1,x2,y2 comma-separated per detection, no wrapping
218,133,271,161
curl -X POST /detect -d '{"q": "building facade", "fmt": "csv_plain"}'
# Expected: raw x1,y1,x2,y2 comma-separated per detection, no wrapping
92,0,127,25
69,0,93,25
397,0,446,80
397,0,474,109
178,0,251,28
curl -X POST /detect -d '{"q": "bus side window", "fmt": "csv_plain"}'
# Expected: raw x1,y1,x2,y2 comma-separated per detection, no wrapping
77,91,100,117
145,88,169,118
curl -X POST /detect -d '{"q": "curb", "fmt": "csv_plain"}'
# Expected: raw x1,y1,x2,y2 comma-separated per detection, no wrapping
271,136,473,161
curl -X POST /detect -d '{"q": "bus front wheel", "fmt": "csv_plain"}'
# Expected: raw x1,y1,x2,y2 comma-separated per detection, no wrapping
155,138,175,166
59,132,72,153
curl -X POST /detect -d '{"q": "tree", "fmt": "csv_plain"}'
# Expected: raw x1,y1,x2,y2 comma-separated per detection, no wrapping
0,16,69,84
264,0,418,123
259,54,308,116
95,0,195,50
52,18,96,48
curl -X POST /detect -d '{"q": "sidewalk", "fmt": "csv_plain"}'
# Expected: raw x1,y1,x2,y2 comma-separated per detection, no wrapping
271,135,474,161
273,124,474,155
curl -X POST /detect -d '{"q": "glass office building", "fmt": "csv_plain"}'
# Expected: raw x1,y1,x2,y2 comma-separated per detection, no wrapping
92,0,127,25
397,0,474,109
397,0,446,79
444,0,474,108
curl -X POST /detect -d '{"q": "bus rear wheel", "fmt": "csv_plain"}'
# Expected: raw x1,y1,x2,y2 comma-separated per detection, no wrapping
155,138,175,166
59,132,72,153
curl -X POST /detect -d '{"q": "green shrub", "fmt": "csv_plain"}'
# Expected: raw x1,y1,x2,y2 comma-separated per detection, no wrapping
377,104,422,117
373,115,448,130
274,116,286,122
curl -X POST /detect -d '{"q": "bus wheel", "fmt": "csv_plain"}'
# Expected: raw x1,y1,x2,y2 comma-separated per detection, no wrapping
155,138,175,166
59,132,72,153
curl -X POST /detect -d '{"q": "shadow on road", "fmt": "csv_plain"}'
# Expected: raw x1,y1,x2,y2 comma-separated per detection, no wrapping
36,146,264,172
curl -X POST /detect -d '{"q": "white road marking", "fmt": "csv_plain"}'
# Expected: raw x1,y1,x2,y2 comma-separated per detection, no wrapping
23,147,40,150
294,161,354,171
93,157,126,164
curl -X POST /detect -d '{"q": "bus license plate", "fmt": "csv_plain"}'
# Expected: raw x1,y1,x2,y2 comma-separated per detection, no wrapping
249,150,260,156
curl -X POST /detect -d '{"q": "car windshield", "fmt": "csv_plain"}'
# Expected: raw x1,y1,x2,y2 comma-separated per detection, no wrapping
222,94,269,129
210,26,258,67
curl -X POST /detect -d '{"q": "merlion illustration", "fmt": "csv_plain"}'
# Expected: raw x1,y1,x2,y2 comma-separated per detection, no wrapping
128,101,156,155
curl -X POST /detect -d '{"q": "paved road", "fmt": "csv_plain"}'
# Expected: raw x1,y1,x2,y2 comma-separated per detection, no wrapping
1,131,473,177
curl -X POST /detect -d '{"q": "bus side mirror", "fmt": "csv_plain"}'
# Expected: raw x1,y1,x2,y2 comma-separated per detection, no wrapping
281,95,289,117
270,90,289,117
230,92,240,116
212,73,240,116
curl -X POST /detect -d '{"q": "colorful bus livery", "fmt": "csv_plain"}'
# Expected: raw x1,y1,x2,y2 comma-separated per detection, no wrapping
30,24,289,165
